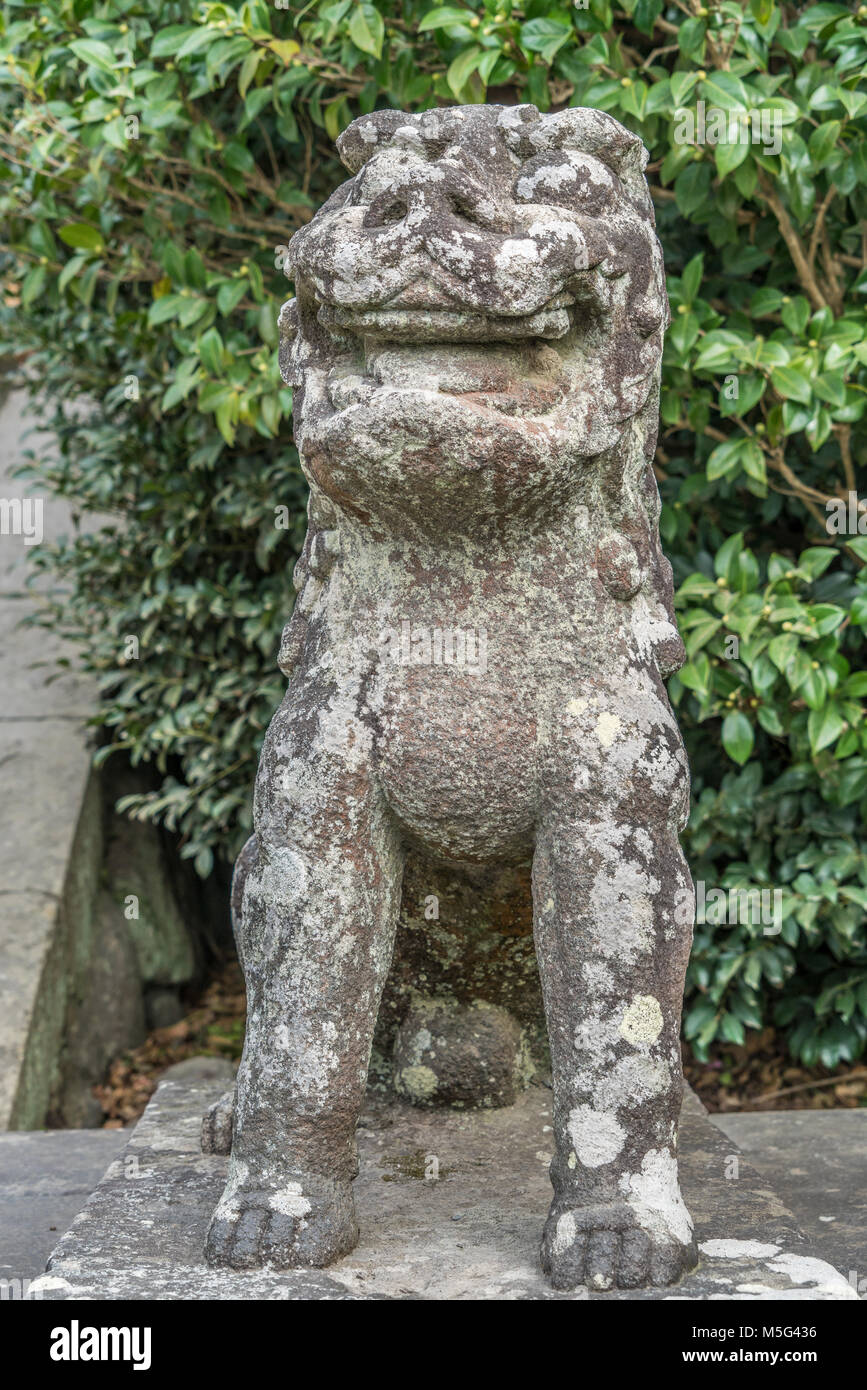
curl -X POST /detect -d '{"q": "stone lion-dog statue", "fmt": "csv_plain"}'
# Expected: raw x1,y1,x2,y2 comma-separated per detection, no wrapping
204,102,697,1292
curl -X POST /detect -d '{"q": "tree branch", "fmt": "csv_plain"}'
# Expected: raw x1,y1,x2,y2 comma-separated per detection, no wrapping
758,173,829,314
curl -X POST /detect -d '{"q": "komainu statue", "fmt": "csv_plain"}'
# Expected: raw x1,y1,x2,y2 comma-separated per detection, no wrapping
204,103,697,1292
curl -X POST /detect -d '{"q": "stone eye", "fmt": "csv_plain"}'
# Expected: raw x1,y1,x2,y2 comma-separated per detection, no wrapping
514,151,618,216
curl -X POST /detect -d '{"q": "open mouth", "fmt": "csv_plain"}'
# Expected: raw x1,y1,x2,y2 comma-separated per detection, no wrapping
317,294,575,344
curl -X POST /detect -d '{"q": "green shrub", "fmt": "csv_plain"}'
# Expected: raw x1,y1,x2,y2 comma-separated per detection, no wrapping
1,0,866,1066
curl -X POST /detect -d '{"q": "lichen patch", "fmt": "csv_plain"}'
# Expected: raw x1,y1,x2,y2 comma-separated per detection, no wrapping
567,1105,626,1167
620,994,664,1046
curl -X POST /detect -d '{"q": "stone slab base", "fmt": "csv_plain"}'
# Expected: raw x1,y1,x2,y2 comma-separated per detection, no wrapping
0,1129,126,1286
712,1109,867,1293
32,1078,857,1301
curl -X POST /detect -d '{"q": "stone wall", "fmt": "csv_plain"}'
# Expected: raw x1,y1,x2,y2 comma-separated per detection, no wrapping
6,762,206,1129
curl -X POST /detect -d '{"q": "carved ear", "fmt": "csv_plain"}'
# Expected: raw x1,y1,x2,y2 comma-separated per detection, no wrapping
500,106,651,206
542,110,647,167
336,109,416,172
558,113,651,215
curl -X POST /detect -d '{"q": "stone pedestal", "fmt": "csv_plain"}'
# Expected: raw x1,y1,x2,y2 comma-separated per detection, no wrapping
31,1077,857,1301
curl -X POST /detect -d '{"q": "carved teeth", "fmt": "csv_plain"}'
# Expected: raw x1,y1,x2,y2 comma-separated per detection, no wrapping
292,556,308,592
318,303,572,344
277,615,306,677
309,529,340,577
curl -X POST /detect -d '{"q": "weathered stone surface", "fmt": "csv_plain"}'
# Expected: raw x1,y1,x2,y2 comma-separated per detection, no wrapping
210,104,698,1291
1,761,197,1129
0,1128,126,1288
392,997,533,1108
33,1079,857,1300
164,1056,237,1085
711,1109,867,1293
0,387,87,592
202,1089,234,1156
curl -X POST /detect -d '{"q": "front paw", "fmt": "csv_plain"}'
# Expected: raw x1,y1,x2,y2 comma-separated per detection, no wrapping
204,1176,358,1270
540,1201,697,1291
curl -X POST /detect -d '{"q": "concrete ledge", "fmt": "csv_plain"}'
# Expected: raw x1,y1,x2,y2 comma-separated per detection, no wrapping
0,388,102,1128
0,387,201,1128
33,1078,857,1300
711,1109,867,1293
0,767,106,1130
0,1129,127,1285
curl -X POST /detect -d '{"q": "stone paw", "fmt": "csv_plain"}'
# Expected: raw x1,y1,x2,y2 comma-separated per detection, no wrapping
540,1201,697,1291
204,1176,358,1270
201,1090,234,1155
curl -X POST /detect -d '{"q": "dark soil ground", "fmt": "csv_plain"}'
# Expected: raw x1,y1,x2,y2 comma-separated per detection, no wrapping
94,959,867,1126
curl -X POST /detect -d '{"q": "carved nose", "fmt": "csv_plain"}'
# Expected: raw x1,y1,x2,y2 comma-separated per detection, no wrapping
363,165,510,234
363,187,413,229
